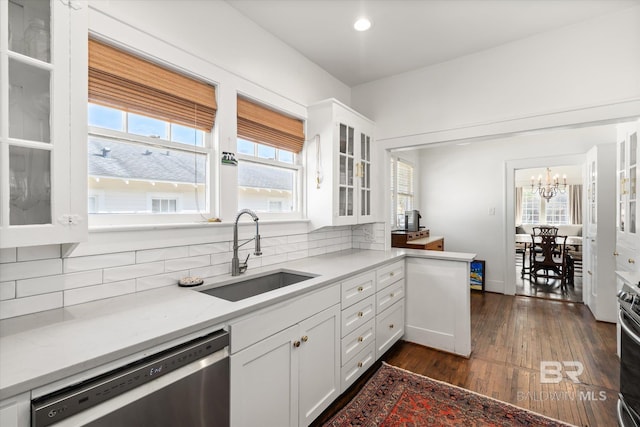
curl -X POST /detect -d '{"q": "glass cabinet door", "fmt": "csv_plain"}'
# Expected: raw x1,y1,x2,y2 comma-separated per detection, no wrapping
338,123,354,218
629,131,637,235
1,0,85,248
3,0,54,228
359,132,371,217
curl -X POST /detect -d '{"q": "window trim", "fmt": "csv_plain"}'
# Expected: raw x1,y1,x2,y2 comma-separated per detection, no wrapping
390,155,415,228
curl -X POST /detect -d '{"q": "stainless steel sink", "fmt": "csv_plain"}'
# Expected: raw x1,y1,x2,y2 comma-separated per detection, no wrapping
199,270,317,302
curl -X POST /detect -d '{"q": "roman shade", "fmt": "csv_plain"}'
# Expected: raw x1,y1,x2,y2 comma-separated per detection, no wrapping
88,38,217,131
237,97,305,153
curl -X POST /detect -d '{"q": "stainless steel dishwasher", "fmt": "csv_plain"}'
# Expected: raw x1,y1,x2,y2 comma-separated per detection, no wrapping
31,329,229,427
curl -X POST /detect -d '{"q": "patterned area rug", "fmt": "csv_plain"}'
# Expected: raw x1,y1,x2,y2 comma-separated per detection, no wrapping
324,363,575,427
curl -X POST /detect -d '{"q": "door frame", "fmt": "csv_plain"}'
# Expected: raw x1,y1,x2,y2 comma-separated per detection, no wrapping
504,154,586,296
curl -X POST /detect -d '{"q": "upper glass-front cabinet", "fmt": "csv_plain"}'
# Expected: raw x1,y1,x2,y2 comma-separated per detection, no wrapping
617,120,639,250
306,99,375,229
0,0,87,248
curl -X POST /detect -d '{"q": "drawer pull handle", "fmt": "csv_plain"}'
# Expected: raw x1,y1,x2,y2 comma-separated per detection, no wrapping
390,272,395,276
614,251,620,256
357,311,364,317
389,324,394,329
301,335,308,343
357,286,364,292
587,270,592,275
630,259,636,264
293,340,301,348
357,336,364,342
390,293,395,298
357,361,363,368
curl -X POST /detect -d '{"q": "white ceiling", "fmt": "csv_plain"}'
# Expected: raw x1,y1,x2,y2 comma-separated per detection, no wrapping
226,0,639,86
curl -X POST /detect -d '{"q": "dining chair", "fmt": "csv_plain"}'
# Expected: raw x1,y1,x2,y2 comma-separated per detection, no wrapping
530,233,568,291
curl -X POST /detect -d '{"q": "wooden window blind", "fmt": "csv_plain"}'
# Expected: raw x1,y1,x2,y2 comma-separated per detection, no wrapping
237,97,305,153
88,38,217,131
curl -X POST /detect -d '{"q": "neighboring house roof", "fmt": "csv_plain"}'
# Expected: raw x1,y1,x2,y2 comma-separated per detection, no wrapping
89,137,205,183
88,138,292,190
238,162,292,191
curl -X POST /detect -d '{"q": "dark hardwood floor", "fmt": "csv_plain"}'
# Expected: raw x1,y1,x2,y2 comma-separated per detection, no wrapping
313,291,618,427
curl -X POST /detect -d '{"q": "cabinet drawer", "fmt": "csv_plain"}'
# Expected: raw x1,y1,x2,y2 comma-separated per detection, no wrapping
341,319,375,366
231,283,340,353
341,272,375,308
376,260,404,291
341,295,375,338
340,343,375,392
375,300,405,359
376,280,404,314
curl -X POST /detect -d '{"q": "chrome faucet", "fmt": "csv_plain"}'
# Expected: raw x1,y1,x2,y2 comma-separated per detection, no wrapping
232,209,262,276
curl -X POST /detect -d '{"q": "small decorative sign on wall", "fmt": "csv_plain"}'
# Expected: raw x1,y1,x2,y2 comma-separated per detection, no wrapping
470,260,485,292
221,151,237,166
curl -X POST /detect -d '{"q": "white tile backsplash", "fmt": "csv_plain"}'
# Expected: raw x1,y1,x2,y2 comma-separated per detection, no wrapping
136,246,189,263
17,245,61,261
0,292,63,319
0,248,17,263
0,281,16,300
165,255,211,272
64,280,136,306
0,259,63,282
17,275,65,298
103,261,165,283
64,252,136,273
0,223,386,319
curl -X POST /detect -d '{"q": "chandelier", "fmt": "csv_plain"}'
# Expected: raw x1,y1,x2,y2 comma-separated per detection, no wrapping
531,168,567,201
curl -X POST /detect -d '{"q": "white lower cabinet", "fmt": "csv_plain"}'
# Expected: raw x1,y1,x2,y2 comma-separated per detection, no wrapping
0,393,30,427
230,285,341,427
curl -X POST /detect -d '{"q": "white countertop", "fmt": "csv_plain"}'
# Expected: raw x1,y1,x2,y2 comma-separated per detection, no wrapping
617,270,640,287
0,248,475,400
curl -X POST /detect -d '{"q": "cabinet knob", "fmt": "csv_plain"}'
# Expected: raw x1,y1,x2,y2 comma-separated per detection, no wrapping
390,293,395,298
357,286,363,292
357,311,364,317
357,361,363,368
630,259,636,264
293,340,301,348
357,336,364,342
389,324,394,329
301,335,308,342
614,251,620,256
390,272,395,277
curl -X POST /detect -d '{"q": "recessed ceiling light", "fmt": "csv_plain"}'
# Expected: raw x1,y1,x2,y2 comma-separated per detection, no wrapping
354,18,372,32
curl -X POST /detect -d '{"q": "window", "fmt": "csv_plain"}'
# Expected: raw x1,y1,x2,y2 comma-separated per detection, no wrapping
87,39,216,221
520,188,569,225
236,96,304,216
390,156,415,227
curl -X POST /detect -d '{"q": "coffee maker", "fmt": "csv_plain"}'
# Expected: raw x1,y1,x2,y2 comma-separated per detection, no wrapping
404,210,421,232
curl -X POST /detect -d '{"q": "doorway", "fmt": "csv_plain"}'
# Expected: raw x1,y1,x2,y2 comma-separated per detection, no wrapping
513,165,583,302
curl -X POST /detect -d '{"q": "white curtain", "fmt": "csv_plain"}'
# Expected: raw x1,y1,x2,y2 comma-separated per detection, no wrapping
515,187,523,225
568,184,582,224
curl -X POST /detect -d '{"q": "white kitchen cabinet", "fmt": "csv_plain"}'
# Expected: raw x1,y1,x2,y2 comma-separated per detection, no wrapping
375,299,405,359
0,392,30,427
583,144,617,322
0,0,87,248
616,120,639,273
230,285,340,427
306,98,375,229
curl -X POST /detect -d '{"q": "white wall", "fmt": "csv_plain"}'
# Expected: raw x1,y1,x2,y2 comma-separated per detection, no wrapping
414,124,617,293
352,5,640,144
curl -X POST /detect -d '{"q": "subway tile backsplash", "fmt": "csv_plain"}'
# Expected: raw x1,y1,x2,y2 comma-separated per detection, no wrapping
0,223,386,319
